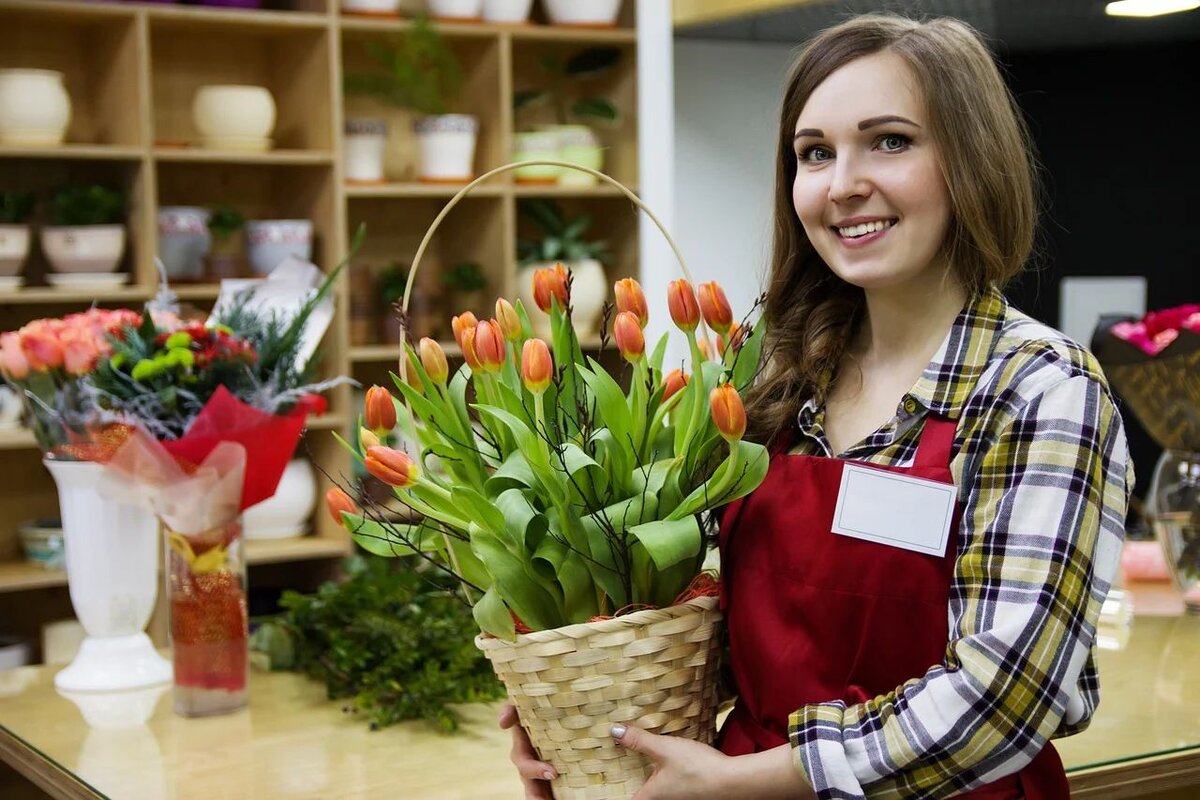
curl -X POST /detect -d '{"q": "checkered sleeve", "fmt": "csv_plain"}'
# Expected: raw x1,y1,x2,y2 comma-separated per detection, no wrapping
787,357,1130,799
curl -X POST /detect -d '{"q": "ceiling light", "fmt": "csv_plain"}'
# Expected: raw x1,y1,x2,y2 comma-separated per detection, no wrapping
1105,0,1200,17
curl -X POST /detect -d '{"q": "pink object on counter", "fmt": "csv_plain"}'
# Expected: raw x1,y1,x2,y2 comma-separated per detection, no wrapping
1121,540,1172,582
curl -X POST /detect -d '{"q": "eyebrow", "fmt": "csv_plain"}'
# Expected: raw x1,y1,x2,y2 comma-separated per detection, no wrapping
793,115,922,142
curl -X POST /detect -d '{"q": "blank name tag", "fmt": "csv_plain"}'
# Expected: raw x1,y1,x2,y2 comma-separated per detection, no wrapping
831,464,955,556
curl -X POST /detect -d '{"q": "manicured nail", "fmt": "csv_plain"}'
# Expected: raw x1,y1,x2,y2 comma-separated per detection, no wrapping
611,724,627,740
542,770,555,781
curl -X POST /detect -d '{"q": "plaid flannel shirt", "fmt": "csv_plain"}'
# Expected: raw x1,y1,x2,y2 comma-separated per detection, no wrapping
785,286,1132,798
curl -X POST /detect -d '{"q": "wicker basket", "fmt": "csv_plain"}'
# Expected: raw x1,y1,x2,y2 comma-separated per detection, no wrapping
476,595,723,800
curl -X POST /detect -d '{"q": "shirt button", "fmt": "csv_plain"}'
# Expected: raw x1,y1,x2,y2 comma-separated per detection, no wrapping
903,398,918,414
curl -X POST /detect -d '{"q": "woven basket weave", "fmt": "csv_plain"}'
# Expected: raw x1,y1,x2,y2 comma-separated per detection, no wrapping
476,596,723,800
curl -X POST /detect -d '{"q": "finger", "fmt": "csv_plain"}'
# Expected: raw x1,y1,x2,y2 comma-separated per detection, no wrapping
612,723,662,760
498,702,518,729
510,727,558,782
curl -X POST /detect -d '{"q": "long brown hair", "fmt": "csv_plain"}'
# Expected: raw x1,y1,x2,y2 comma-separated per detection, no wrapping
744,14,1039,446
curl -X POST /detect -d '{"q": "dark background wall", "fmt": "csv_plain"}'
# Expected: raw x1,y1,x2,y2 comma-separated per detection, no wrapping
999,40,1200,510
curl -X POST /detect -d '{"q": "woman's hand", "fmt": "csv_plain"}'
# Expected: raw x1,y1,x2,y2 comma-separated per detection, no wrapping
499,702,558,800
613,723,736,799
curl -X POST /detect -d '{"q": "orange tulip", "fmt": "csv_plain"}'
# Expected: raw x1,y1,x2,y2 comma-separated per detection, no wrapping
460,324,483,371
661,369,689,404
359,427,382,450
614,278,648,327
474,319,506,372
495,298,522,341
613,311,645,363
698,282,733,336
710,383,747,442
419,337,448,384
325,487,359,524
533,263,569,313
364,385,397,433
451,312,479,351
667,279,700,332
365,445,419,487
697,335,715,361
521,338,553,394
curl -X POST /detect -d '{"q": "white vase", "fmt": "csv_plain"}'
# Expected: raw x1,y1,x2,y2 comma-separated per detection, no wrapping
517,258,607,339
244,219,313,276
340,0,401,14
44,459,172,693
0,69,71,146
484,0,533,23
414,114,478,182
243,458,317,540
40,225,126,274
157,207,211,282
0,224,31,278
426,0,483,19
192,85,276,151
542,0,622,27
344,118,388,183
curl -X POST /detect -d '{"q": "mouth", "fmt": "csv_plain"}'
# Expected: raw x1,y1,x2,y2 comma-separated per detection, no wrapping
831,218,898,240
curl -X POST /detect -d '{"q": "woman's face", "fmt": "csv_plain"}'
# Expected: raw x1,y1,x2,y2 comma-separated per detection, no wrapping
792,51,953,294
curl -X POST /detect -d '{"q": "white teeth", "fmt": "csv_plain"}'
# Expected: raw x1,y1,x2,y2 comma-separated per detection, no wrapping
836,219,894,238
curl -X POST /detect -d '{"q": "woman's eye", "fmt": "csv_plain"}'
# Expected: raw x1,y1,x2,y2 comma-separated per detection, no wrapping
797,145,832,163
878,134,910,152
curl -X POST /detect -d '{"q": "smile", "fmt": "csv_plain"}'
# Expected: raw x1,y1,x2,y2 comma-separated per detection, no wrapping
833,218,897,239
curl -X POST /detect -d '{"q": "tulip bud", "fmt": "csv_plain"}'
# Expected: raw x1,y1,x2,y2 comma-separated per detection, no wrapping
364,385,397,433
359,427,381,451
613,311,645,363
698,282,733,336
325,487,359,524
661,369,689,404
614,278,649,327
365,445,419,487
667,279,700,332
521,338,553,394
495,298,522,341
533,263,569,313
710,383,747,442
474,319,506,373
460,324,483,371
452,312,479,351
419,337,448,384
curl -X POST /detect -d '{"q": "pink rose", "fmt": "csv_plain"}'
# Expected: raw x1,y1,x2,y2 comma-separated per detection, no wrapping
0,332,30,380
20,329,64,371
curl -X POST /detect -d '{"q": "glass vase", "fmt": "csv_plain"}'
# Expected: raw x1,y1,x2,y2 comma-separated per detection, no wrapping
1148,450,1200,612
164,517,249,717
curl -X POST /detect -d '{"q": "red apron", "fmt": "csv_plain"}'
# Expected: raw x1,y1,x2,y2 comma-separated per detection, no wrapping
717,417,1070,799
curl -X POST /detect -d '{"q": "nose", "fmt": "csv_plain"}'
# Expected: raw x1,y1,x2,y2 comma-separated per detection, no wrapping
828,152,871,204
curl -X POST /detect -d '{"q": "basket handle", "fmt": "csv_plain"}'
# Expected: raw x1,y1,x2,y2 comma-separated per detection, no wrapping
399,159,694,341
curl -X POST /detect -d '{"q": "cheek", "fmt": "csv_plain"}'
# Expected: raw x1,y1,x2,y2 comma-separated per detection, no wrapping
791,173,826,233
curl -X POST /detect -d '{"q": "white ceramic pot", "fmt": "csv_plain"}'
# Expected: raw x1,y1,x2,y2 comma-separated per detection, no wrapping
341,0,401,14
484,0,533,23
517,258,607,339
344,118,388,183
512,132,560,184
540,124,603,185
43,459,172,692
157,207,211,282
0,224,31,277
192,85,276,151
0,69,71,146
243,458,317,540
245,219,313,276
426,0,483,19
542,0,621,26
41,225,126,274
414,114,478,182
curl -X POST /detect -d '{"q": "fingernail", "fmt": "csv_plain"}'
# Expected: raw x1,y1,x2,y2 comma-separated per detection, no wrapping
610,723,627,740
542,770,555,781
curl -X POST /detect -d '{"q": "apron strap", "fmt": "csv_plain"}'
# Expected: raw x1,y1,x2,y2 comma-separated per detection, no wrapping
912,415,957,470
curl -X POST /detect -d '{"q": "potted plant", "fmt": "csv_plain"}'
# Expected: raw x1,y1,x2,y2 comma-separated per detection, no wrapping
41,184,126,282
205,204,246,281
516,198,610,337
440,261,487,317
543,0,623,27
0,190,35,289
513,47,621,185
344,17,477,183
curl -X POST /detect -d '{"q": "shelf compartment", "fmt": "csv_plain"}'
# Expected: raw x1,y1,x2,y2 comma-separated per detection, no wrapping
340,27,504,182
0,287,149,305
0,560,67,592
0,429,37,451
2,6,145,147
148,20,333,151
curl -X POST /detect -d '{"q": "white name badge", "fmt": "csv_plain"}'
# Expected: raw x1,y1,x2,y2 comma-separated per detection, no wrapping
831,464,955,556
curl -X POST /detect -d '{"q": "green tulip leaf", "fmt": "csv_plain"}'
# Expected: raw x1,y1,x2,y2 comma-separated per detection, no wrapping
471,527,562,631
473,586,518,642
343,514,436,558
627,516,702,571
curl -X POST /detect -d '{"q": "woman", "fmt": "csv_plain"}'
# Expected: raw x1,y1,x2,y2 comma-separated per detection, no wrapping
504,14,1131,799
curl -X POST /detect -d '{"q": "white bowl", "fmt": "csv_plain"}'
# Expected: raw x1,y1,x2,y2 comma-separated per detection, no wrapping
192,85,276,141
40,226,125,273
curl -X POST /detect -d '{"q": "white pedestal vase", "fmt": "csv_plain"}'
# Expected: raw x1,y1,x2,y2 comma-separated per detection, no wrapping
0,69,71,146
414,114,478,183
243,458,317,540
344,118,388,184
517,258,607,339
44,459,171,693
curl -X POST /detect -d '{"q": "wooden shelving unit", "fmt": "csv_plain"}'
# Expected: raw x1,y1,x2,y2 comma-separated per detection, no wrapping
0,0,641,651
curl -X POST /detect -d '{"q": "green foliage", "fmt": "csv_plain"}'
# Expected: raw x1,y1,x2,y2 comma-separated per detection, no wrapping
376,261,410,306
251,555,504,732
440,261,487,293
207,204,245,241
0,190,35,224
343,16,463,116
514,46,622,125
516,199,612,267
48,184,124,227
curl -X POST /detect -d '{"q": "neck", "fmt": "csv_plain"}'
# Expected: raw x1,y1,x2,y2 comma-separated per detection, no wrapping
855,274,969,368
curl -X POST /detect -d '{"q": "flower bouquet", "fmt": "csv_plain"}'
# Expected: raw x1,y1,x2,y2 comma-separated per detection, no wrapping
327,163,768,798
1094,305,1200,605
